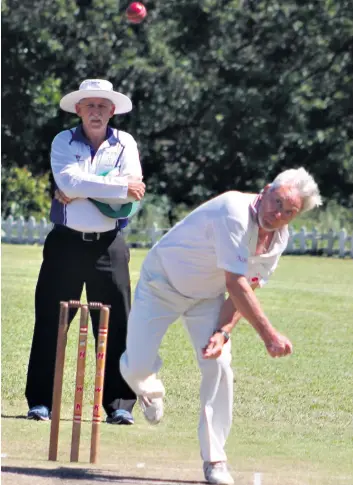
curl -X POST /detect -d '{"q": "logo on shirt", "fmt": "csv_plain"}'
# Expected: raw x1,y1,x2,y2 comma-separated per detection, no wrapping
247,273,262,285
98,155,120,174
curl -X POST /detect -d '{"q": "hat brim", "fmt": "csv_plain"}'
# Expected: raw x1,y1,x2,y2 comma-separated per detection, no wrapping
60,90,132,115
89,199,140,219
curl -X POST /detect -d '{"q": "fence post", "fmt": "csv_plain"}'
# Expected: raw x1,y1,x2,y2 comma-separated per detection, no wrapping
338,229,347,258
299,227,306,254
16,216,25,244
149,222,159,247
326,229,335,257
39,218,50,244
2,216,14,243
311,227,318,253
28,216,36,244
286,226,294,253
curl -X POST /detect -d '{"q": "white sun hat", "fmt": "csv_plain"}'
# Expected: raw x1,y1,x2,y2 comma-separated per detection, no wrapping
59,79,132,114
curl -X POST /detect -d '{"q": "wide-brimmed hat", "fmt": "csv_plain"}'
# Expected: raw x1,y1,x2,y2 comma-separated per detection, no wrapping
60,79,132,114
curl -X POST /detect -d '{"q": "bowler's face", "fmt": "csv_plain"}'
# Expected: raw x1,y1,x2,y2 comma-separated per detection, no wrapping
75,97,115,130
257,185,303,231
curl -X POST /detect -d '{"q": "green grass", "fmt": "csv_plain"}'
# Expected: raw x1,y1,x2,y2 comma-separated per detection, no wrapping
1,244,353,484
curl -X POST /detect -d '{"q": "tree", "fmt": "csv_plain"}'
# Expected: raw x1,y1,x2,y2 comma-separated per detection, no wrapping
2,0,353,220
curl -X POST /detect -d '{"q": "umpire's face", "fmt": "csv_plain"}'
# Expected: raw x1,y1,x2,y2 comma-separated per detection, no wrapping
75,97,115,131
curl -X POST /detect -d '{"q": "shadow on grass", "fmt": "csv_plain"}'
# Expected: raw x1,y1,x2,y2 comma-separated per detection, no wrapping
1,414,28,420
1,414,92,423
1,466,206,484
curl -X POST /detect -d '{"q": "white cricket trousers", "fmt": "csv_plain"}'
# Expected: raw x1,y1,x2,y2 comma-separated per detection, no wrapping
120,250,234,462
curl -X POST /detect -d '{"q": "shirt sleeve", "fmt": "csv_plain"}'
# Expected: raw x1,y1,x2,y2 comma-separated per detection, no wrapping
92,133,143,205
118,134,142,179
212,215,250,276
113,133,143,203
51,131,130,199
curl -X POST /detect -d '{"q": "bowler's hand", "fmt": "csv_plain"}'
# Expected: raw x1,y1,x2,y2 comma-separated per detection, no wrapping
202,333,227,359
265,331,293,358
127,179,145,201
55,189,75,204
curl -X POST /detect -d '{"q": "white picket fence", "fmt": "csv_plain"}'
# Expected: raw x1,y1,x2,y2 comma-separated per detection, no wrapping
1,215,353,258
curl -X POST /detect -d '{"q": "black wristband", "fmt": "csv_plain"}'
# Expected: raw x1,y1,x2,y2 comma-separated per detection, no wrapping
213,330,230,343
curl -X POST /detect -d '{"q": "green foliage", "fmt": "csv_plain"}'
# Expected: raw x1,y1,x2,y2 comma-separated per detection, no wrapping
2,0,353,218
291,200,353,232
1,166,51,219
130,193,191,229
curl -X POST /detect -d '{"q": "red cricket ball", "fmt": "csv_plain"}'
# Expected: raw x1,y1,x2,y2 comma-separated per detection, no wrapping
126,2,147,24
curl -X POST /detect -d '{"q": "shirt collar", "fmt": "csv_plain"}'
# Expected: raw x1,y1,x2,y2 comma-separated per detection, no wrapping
70,125,119,146
250,194,262,222
249,193,289,250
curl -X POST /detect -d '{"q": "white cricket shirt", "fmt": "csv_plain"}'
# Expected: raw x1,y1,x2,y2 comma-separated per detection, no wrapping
154,191,289,299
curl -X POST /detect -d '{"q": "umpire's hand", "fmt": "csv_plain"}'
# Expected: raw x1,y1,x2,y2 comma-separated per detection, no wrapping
55,188,75,204
127,178,145,201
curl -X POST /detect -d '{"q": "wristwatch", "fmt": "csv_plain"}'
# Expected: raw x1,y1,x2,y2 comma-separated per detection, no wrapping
213,330,230,343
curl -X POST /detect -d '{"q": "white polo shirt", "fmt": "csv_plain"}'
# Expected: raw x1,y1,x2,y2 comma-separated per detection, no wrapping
154,191,289,299
50,125,142,232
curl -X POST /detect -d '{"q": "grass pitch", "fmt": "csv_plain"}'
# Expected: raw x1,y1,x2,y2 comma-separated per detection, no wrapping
1,244,353,485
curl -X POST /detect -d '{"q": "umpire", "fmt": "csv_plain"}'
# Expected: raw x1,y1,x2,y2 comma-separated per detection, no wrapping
25,79,145,425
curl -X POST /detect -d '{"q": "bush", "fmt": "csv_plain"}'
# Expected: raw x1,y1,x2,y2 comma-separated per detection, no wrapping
1,165,51,219
291,200,353,233
128,193,191,230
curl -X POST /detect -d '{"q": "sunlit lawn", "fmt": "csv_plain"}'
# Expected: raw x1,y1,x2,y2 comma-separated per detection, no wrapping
1,244,352,484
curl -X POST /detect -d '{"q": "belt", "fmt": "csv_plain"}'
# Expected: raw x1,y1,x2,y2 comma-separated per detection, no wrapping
53,224,119,242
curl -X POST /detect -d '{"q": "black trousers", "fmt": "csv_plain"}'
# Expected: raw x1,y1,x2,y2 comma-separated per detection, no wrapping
25,226,136,416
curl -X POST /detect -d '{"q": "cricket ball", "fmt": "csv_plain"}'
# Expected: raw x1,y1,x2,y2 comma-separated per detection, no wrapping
126,2,147,24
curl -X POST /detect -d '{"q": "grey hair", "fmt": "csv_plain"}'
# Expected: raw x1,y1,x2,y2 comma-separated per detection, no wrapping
271,167,322,213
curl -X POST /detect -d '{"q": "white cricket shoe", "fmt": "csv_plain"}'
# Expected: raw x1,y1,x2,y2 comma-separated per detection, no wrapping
138,395,164,424
203,461,234,485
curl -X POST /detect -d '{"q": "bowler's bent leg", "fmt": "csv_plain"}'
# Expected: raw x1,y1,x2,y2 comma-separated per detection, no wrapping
183,296,233,463
120,253,182,400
